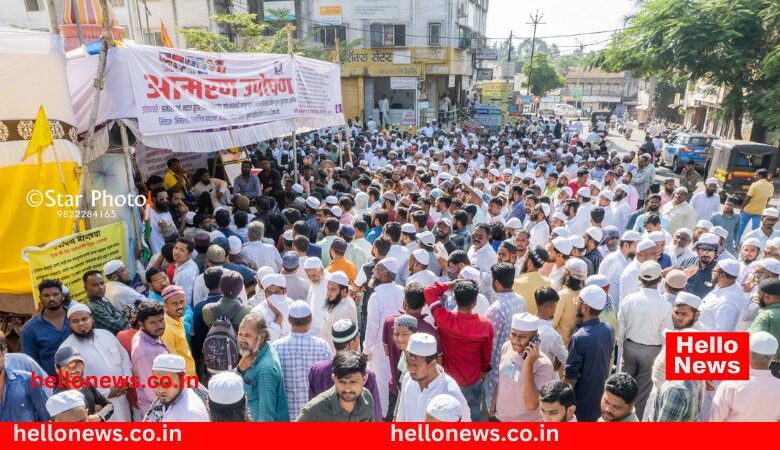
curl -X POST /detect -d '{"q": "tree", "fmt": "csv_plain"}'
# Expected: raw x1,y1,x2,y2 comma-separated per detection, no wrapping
589,0,780,139
652,74,688,122
521,53,565,97
178,12,362,63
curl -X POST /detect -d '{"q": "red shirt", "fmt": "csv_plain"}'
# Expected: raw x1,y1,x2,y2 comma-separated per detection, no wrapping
116,328,139,409
423,282,494,387
566,179,587,194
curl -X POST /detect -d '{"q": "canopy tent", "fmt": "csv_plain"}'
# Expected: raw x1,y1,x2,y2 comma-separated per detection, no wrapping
0,28,82,306
67,43,346,156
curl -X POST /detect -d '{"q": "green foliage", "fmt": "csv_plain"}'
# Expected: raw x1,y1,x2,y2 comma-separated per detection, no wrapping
178,11,362,64
520,53,566,97
592,0,780,137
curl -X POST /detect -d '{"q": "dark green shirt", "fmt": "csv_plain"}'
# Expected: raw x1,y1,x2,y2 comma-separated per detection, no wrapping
295,387,374,422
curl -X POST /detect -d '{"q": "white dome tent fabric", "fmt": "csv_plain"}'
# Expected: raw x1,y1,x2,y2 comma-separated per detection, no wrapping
0,27,82,302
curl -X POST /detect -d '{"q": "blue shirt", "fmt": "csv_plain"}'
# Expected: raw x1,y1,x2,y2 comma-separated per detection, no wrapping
683,260,717,298
505,200,525,222
564,319,615,422
365,227,382,244
710,212,741,253
192,293,221,363
239,343,289,422
658,253,672,269
5,354,51,397
0,368,50,422
305,216,320,243
20,312,70,376
233,174,261,198
632,213,670,232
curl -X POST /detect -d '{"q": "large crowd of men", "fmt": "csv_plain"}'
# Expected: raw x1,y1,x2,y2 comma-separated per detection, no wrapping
6,116,780,423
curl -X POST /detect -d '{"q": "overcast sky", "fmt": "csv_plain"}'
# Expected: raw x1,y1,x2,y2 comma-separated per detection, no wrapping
485,0,637,53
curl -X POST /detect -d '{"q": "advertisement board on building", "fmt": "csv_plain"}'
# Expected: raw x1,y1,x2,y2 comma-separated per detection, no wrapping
352,0,398,19
475,48,498,60
476,68,493,81
390,77,417,90
473,104,503,131
318,6,342,25
480,82,510,103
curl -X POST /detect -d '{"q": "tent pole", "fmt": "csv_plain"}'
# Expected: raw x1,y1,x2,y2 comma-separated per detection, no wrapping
74,0,114,232
118,120,143,261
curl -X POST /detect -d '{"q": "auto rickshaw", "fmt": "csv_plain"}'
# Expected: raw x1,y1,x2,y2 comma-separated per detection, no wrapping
705,139,779,200
590,110,611,129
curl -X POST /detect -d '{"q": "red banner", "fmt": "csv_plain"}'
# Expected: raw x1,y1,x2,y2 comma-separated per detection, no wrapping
2,423,774,448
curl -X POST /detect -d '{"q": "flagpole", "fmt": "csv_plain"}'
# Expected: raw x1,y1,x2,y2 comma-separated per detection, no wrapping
286,24,298,183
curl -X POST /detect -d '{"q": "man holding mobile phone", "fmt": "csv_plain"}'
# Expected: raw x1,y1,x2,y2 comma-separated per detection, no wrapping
489,313,556,422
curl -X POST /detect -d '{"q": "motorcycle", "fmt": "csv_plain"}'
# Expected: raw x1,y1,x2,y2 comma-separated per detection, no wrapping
624,129,632,140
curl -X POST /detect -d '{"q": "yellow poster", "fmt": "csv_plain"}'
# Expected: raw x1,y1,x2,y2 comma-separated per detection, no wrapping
481,82,510,103
23,223,126,305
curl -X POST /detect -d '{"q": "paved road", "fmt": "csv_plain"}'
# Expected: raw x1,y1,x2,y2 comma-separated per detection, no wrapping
604,126,678,184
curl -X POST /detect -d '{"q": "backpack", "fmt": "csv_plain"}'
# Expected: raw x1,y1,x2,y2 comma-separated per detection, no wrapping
202,302,242,374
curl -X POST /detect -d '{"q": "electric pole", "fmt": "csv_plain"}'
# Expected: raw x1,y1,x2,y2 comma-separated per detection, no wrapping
526,10,545,98
507,30,513,61
575,38,584,111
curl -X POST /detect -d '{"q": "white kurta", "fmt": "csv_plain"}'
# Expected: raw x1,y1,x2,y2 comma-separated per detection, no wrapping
618,259,642,305
250,296,294,342
104,281,145,310
306,278,330,338
698,283,745,332
395,367,471,422
161,388,209,422
59,330,132,422
318,298,358,352
599,251,628,313
528,221,550,251
467,244,498,299
364,282,405,417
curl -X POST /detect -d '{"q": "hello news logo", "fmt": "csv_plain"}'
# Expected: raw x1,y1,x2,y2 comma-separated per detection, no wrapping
665,332,750,380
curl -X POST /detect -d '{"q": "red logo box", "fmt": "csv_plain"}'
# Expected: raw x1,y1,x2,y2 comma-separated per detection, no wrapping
665,332,750,381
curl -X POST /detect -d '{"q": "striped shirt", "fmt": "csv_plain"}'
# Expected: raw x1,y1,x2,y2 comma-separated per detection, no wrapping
272,332,333,420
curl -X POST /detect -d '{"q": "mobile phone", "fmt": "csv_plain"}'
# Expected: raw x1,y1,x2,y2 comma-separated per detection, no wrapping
522,335,542,359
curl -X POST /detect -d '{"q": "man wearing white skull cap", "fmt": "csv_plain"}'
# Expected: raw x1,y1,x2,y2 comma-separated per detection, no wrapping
710,332,780,422
563,285,615,422
250,274,294,342
697,259,745,332
363,256,405,418
490,313,556,422
396,333,470,422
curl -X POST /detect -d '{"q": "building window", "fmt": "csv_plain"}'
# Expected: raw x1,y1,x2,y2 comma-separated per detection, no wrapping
316,26,346,48
25,0,44,11
144,32,162,46
428,23,441,46
370,24,406,48
458,26,471,49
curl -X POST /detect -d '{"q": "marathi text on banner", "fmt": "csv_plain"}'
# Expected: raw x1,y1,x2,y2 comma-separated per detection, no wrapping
22,223,126,305
123,44,343,136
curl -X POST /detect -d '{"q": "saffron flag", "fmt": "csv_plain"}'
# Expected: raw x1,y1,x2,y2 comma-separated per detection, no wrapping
22,106,54,164
160,20,174,48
